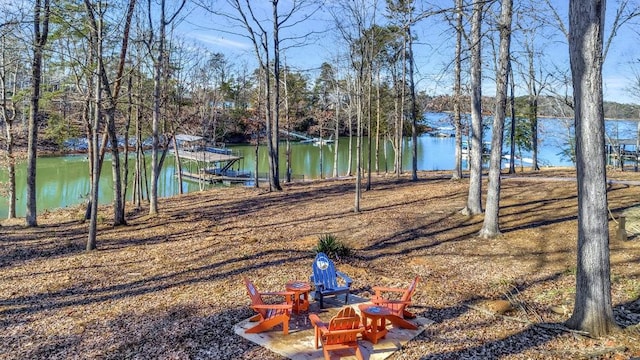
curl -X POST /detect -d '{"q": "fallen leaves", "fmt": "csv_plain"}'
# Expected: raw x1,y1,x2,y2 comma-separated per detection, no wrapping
1,169,639,359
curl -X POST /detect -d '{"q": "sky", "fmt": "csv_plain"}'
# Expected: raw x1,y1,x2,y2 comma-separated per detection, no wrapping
175,0,640,105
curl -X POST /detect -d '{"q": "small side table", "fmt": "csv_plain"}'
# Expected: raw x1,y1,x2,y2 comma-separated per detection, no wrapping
286,281,311,314
358,304,392,344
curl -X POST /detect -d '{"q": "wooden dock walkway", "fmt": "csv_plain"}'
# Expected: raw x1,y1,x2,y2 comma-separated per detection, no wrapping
181,170,251,184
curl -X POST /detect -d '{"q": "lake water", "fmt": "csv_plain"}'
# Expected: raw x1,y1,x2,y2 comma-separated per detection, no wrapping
0,114,637,218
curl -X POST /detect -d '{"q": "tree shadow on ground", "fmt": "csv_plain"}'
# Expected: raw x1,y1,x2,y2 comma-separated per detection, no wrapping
0,248,311,317
0,221,88,269
419,323,563,359
614,297,640,329
419,296,640,359
2,303,256,360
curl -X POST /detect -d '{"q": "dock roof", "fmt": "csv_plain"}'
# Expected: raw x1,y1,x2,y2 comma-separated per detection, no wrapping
175,149,241,163
175,134,203,143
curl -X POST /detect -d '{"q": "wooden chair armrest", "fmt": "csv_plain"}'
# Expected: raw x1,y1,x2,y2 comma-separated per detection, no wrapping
336,271,353,286
260,291,295,297
372,286,406,293
308,314,327,329
371,298,412,306
320,327,364,336
252,304,293,310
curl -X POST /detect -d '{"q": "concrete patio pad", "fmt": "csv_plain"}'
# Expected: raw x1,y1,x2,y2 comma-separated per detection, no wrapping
234,295,433,360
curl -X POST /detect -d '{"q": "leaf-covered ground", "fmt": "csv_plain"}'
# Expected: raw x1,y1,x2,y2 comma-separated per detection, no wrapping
1,168,639,359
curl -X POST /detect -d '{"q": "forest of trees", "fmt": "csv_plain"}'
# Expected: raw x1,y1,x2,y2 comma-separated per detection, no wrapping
0,0,637,337
427,95,640,120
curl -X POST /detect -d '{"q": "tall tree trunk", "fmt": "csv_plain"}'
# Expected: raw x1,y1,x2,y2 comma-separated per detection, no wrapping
149,1,165,215
355,76,363,213
134,69,143,209
269,1,282,191
102,0,135,225
172,134,183,194
384,133,389,173
255,70,264,189
6,131,16,219
508,63,517,174
4,115,16,219
347,87,353,177
319,117,324,179
85,19,100,249
122,71,133,207
393,71,401,176
262,42,274,191
82,77,94,221
106,110,125,224
566,0,618,337
408,25,418,182
463,0,484,216
375,68,381,175
452,0,463,180
528,52,540,171
398,36,406,178
333,79,340,178
480,0,512,239
366,57,372,190
254,133,260,188
1,43,17,219
88,64,101,251
148,0,184,213
284,66,292,183
26,0,50,227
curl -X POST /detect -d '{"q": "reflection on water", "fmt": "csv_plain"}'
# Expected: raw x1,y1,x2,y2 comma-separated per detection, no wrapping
0,154,211,218
1,115,637,218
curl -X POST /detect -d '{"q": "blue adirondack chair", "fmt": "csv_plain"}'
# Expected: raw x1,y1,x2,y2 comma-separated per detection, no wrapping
310,252,352,308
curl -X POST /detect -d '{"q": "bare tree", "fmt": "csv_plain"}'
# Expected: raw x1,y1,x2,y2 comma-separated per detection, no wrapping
0,18,23,219
25,0,50,227
331,0,379,212
331,58,344,179
84,0,136,227
386,0,421,182
462,0,483,216
82,0,136,249
508,62,516,174
566,0,617,337
479,0,512,238
513,3,554,172
147,0,186,215
86,8,101,250
451,0,464,180
207,0,320,191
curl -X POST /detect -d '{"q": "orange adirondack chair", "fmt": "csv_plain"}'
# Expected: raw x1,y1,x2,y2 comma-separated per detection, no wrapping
371,276,419,329
308,307,364,360
243,277,294,335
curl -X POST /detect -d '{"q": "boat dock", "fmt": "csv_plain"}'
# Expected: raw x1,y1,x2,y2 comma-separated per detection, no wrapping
181,169,250,184
175,149,239,164
174,134,250,184
607,137,639,170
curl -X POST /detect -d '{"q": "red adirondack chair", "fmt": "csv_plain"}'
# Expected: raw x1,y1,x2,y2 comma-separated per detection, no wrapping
243,277,294,335
371,276,419,329
308,306,364,360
